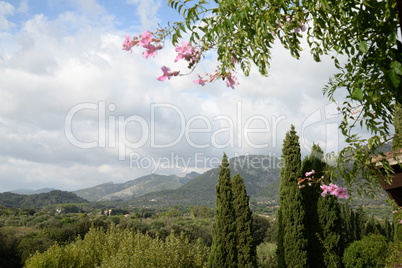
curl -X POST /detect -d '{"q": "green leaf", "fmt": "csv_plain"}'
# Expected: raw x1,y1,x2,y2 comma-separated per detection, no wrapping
351,88,364,102
358,41,368,53
388,69,401,88
391,61,402,75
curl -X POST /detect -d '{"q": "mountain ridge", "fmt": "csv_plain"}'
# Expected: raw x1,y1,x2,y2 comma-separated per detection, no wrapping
125,155,281,207
73,171,200,202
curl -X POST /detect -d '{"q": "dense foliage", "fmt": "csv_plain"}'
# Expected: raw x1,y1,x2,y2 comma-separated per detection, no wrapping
277,125,307,267
232,173,257,267
301,144,343,267
25,227,209,268
0,197,397,267
208,153,237,267
0,191,88,209
342,234,389,268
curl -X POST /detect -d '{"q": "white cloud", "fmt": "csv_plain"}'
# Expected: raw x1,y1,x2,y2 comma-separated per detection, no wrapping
126,0,161,29
0,1,15,30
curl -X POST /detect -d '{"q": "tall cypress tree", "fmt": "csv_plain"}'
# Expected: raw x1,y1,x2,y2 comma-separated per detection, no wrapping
316,191,342,267
301,143,343,268
232,173,257,268
300,143,325,267
277,125,308,268
208,153,237,268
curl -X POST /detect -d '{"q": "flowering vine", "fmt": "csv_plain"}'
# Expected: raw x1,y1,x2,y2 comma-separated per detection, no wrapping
122,30,239,89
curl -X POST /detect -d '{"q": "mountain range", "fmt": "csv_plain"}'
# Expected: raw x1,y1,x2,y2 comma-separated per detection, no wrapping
7,155,282,206
10,188,57,195
125,155,281,207
67,155,280,206
73,171,201,202
5,154,390,209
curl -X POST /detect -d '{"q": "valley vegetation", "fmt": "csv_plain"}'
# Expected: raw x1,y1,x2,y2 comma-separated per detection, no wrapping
1,127,402,267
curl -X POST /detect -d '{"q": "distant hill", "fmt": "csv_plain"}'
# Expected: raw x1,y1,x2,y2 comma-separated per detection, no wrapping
10,187,57,195
0,190,89,209
73,172,200,202
126,155,281,207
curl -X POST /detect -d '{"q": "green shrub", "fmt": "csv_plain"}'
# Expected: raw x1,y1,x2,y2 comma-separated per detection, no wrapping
257,242,277,268
385,241,402,267
25,227,209,268
342,234,389,268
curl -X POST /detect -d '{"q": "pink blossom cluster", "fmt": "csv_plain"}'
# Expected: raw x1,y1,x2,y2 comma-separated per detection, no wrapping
320,183,349,199
122,31,239,89
122,31,162,59
174,41,201,67
298,170,349,199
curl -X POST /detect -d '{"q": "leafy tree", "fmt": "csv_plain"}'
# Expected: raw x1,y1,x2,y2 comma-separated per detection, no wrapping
190,205,214,218
208,153,237,268
342,234,389,268
393,103,402,150
232,173,257,268
252,214,272,245
25,227,209,268
277,125,308,268
0,229,21,268
141,0,402,193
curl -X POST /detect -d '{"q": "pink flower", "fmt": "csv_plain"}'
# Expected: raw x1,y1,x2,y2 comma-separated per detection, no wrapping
328,183,339,194
142,44,161,59
320,183,349,199
320,184,329,197
122,35,134,51
399,219,402,224
333,187,349,199
157,66,180,81
139,31,153,47
305,170,315,177
174,41,198,62
225,72,239,89
301,25,307,32
392,210,398,213
193,74,206,86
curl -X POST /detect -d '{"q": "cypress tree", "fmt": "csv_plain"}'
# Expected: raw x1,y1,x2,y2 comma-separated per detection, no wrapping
300,143,325,267
277,125,308,268
232,173,257,268
208,153,237,268
276,208,286,268
301,143,342,268
340,202,354,246
316,193,342,267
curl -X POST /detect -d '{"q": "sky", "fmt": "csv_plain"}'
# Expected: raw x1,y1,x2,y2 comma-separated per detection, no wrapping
0,0,353,192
